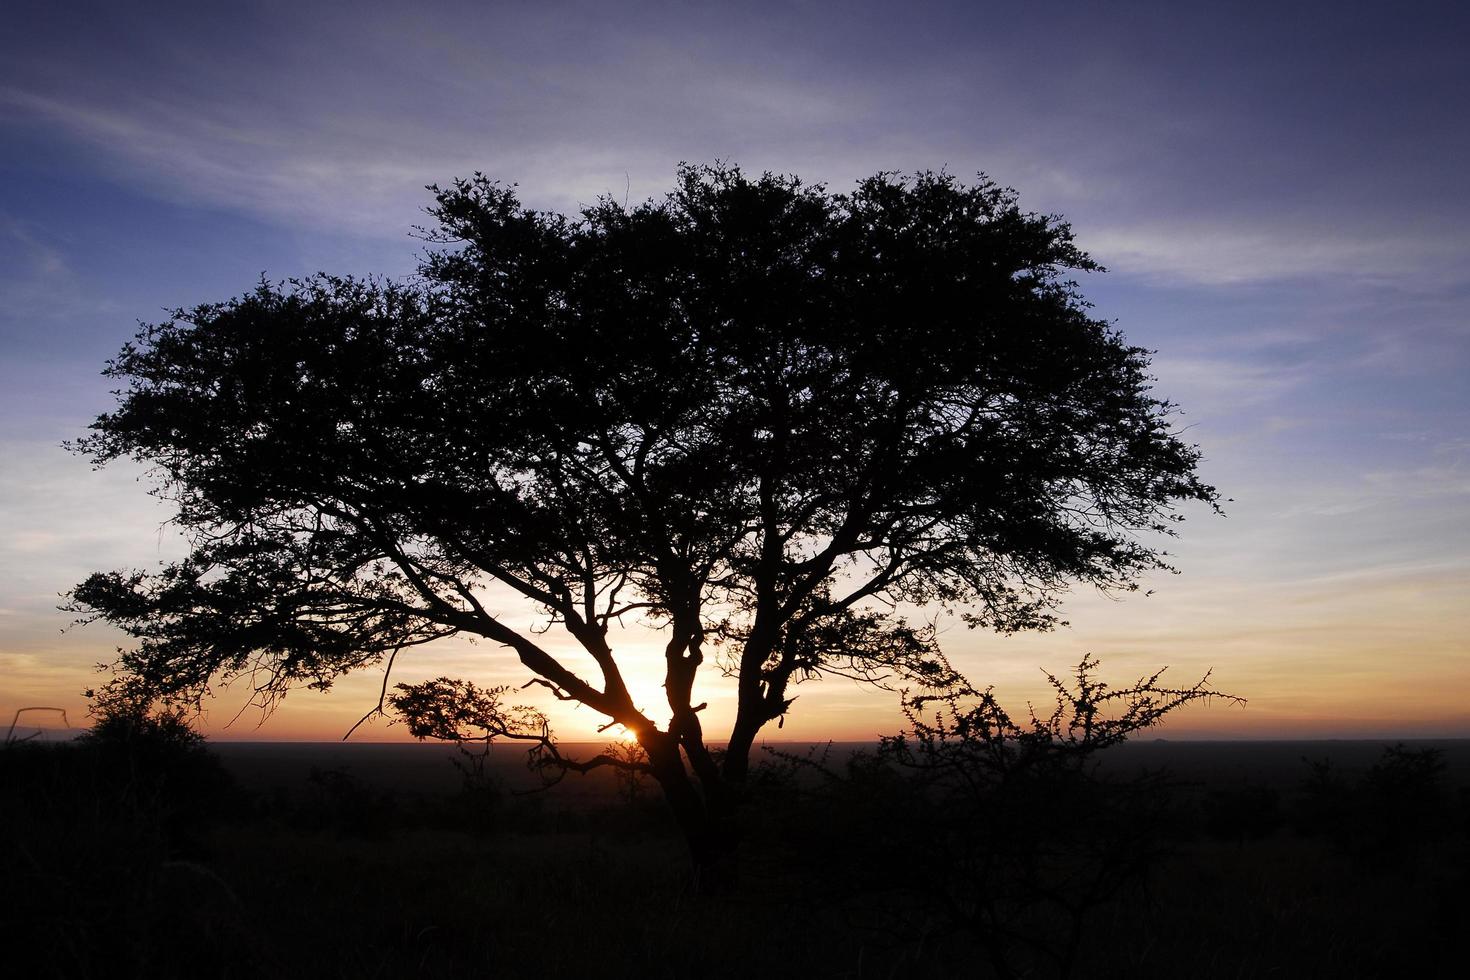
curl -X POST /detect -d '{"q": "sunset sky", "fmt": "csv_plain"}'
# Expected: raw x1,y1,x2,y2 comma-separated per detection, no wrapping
2,0,1466,743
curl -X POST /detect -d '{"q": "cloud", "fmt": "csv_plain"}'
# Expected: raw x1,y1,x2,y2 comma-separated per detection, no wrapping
1080,222,1469,288
0,440,184,624
1,214,67,276
1146,354,1307,424
0,86,451,239
5,3,1467,294
0,210,94,326
1363,447,1470,498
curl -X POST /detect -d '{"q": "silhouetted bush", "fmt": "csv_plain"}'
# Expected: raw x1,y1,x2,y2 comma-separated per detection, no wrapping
740,657,1235,979
1293,744,1453,855
0,699,261,977
1292,755,1352,839
1364,743,1447,835
81,701,229,805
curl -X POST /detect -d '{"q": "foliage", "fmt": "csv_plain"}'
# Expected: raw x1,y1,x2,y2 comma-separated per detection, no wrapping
0,687,244,977
1295,742,1451,852
75,684,231,819
861,656,1239,979
83,689,207,752
389,677,548,810
389,677,549,747
1365,742,1447,816
66,163,1218,860
885,653,1236,774
387,676,652,797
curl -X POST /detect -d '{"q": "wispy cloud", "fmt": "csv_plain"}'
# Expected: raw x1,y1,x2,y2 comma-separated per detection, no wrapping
1149,354,1307,409
1081,222,1468,289
0,210,90,325
5,2,1468,292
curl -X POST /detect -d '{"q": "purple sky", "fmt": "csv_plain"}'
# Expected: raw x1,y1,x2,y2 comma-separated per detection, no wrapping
2,1,1466,740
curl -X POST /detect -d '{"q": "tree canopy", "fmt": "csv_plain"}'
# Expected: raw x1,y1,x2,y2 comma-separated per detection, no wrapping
69,163,1217,861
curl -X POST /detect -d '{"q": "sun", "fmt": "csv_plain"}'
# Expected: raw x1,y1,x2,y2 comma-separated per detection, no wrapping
606,724,640,744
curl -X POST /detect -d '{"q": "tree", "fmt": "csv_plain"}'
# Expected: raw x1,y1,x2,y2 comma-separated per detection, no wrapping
753,655,1238,978
875,656,1236,978
68,163,1218,871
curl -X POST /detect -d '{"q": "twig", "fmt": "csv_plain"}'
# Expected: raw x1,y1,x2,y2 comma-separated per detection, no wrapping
342,642,405,741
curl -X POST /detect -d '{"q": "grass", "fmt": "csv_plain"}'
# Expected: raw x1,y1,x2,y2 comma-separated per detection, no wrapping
2,736,1464,978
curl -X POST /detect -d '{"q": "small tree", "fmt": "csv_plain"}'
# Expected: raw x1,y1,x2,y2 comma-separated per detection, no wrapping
75,682,232,840
68,164,1217,870
871,656,1240,978
83,684,207,753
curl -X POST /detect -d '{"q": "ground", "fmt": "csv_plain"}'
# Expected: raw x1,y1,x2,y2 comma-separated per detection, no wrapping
3,738,1464,978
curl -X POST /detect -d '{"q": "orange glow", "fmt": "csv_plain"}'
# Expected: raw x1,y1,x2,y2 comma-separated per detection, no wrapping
5,543,1468,743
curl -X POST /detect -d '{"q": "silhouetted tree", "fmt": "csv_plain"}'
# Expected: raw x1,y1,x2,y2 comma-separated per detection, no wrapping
68,164,1217,871
872,656,1236,978
74,685,233,848
1296,743,1451,853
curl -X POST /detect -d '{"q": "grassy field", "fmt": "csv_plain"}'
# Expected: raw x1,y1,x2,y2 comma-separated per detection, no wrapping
4,735,1465,978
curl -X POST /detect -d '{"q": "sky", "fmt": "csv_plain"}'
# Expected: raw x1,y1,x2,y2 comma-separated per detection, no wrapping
2,0,1466,743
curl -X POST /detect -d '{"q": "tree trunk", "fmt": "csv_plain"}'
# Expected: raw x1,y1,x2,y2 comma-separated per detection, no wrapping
645,739,738,891
721,717,761,784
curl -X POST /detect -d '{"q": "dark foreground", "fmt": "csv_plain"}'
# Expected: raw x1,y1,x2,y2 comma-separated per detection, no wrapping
4,736,1466,978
